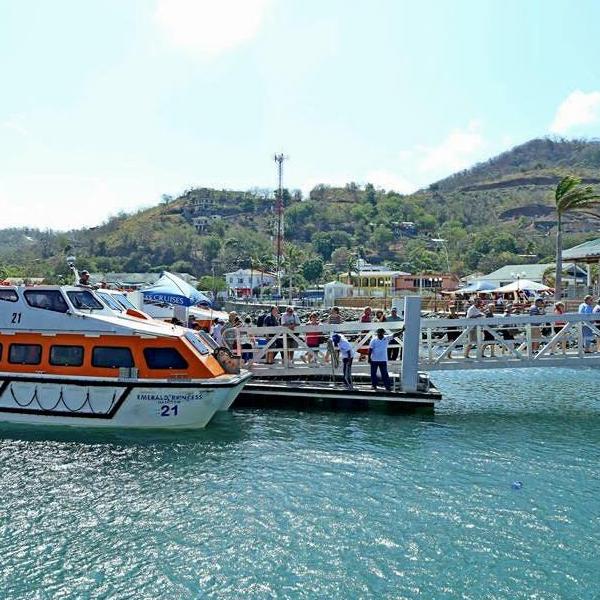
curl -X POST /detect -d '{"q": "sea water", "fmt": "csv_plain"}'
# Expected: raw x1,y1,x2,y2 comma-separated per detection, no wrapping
0,368,599,599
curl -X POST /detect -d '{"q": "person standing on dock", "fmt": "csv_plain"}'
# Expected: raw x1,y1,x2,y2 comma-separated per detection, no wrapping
281,306,301,366
463,298,485,358
332,334,354,389
386,307,402,361
579,295,595,353
368,328,401,391
328,306,343,325
264,306,282,364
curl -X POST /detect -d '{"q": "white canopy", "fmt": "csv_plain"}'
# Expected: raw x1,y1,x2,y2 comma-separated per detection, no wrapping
493,279,551,293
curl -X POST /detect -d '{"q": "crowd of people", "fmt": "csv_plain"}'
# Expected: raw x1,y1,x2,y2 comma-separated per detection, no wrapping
450,295,600,357
205,305,404,391
182,293,600,391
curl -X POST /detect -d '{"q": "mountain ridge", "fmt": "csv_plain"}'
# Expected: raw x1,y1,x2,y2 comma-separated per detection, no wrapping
1,137,599,283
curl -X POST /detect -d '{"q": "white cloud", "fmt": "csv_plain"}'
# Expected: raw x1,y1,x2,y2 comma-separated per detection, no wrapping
550,90,600,134
0,174,165,230
364,170,416,194
1,118,29,137
154,0,271,58
418,120,485,174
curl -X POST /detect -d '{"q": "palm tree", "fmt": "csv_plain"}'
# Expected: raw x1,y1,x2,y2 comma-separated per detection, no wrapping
255,254,276,299
283,244,305,303
554,175,600,301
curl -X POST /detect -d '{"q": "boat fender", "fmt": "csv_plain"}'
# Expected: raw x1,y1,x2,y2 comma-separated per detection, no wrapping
213,346,241,374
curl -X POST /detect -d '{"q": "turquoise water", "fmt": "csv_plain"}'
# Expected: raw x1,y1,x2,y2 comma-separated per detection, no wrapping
0,368,599,599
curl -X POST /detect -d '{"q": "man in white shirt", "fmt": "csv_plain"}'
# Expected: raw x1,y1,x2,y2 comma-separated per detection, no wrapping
464,298,485,358
210,318,224,345
368,328,401,391
281,306,301,365
332,333,354,389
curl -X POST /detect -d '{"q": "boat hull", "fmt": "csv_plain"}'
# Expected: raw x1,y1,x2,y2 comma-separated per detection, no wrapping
0,372,251,429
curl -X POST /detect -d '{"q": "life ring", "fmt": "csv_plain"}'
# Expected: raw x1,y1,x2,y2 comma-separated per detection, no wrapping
213,346,241,374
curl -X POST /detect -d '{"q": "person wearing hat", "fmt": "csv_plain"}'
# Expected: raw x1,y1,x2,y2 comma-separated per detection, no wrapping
78,270,91,286
331,333,354,389
368,328,401,391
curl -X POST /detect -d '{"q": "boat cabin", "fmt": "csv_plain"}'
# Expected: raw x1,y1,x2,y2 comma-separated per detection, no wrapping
0,285,226,381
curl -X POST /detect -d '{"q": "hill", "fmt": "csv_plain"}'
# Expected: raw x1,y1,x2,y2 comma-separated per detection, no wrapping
1,137,599,284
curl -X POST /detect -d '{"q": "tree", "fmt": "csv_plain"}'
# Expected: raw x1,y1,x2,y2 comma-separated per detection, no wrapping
331,247,351,271
302,257,324,284
283,243,305,302
311,232,334,260
553,176,600,301
365,183,377,206
197,275,227,293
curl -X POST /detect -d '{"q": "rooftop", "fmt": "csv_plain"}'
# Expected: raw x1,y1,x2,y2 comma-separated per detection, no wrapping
563,238,600,262
482,262,586,282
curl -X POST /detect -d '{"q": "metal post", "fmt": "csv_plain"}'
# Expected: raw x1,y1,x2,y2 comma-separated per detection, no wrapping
401,296,421,393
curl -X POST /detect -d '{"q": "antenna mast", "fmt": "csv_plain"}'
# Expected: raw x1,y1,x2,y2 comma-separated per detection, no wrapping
274,153,287,298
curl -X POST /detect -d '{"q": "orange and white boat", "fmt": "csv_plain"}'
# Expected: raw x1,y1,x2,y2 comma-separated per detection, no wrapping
0,285,251,428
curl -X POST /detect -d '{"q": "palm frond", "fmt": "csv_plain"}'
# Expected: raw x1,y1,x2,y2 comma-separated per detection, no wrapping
555,176,600,215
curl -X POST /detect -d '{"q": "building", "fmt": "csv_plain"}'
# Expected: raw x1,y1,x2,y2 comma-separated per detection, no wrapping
338,262,458,296
481,263,587,287
394,273,459,293
225,269,276,297
323,281,353,306
338,269,408,297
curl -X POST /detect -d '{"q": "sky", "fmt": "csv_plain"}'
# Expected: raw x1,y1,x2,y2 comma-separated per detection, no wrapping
2,0,600,230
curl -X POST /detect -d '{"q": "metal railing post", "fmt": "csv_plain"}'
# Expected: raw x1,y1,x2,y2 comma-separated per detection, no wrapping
402,296,421,393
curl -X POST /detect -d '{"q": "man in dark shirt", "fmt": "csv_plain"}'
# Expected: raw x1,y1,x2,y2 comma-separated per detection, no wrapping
263,306,281,364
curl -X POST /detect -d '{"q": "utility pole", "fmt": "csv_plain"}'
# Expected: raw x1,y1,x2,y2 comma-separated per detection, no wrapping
274,153,287,299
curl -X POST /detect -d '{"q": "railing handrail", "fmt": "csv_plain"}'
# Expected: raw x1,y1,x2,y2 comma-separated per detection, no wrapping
422,312,600,328
238,321,405,336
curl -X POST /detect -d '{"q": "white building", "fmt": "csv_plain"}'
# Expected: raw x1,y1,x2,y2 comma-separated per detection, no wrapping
323,281,353,307
225,269,276,297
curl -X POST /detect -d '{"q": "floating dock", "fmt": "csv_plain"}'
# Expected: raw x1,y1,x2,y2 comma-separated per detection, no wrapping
235,373,441,412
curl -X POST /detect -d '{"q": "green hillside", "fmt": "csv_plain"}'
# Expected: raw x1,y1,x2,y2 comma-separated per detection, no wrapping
1,138,600,284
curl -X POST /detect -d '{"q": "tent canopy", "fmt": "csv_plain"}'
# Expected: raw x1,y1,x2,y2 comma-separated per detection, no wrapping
142,272,211,307
455,280,497,294
493,279,550,293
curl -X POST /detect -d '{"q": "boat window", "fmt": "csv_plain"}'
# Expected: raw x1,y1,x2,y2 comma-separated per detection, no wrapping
92,347,134,369
66,291,104,310
50,345,84,367
9,344,42,365
0,289,18,302
184,331,209,355
96,292,123,311
113,293,136,310
143,348,188,369
24,290,68,313
197,331,219,350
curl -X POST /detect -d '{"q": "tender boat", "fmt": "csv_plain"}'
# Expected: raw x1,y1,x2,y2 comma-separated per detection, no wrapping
0,285,251,428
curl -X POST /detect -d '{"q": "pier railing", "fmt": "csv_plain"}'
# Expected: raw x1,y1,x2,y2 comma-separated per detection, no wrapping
227,307,600,377
419,312,600,370
230,321,404,376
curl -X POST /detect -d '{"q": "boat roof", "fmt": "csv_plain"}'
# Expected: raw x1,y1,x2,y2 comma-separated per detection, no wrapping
0,284,183,338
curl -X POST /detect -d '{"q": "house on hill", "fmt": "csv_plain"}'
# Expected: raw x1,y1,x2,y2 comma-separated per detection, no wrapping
225,269,276,297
